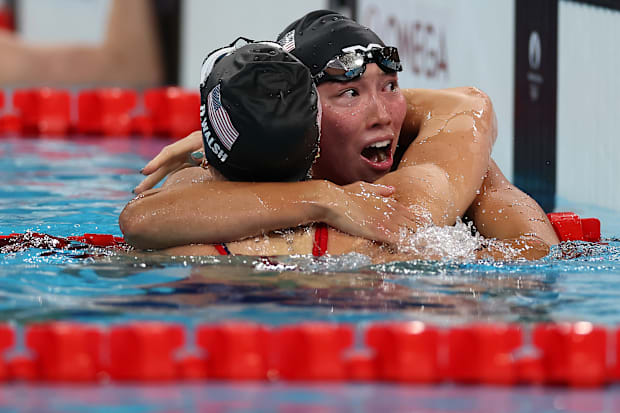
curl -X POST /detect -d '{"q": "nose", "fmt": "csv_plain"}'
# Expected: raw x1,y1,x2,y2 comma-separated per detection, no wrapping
366,92,391,129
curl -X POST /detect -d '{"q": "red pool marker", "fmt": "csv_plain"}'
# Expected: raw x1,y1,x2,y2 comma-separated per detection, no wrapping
26,323,105,382
547,212,601,242
144,87,200,139
71,233,118,247
131,114,155,136
108,323,184,381
7,355,37,381
344,351,375,381
77,89,137,136
447,324,522,385
0,91,24,135
275,323,353,380
197,322,270,380
0,325,14,381
0,7,14,31
533,322,608,387
0,114,22,135
581,218,601,242
177,354,208,380
366,322,440,383
13,88,71,135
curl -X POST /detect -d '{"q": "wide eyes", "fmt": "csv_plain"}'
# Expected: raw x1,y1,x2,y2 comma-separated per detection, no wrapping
339,88,358,98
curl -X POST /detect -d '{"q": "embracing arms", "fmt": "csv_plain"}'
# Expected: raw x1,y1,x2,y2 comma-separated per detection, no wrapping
120,87,498,249
376,87,497,226
120,169,416,249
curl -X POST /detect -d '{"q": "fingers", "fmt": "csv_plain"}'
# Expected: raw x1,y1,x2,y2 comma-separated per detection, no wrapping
141,145,173,175
133,166,174,194
142,131,204,175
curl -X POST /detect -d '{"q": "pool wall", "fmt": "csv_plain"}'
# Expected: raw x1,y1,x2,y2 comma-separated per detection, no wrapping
356,0,620,214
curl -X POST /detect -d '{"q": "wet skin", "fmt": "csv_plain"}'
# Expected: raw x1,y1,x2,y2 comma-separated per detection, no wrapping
312,65,406,185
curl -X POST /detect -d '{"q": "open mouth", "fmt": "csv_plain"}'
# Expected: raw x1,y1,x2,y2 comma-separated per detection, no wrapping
361,139,392,164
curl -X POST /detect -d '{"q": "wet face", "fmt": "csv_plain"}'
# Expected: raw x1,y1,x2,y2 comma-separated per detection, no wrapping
313,64,406,185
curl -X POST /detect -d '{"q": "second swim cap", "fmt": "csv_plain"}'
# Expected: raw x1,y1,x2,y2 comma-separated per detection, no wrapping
200,39,321,182
276,10,385,76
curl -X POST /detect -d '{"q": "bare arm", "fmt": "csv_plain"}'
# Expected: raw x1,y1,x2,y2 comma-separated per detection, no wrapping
0,0,162,86
466,159,559,246
376,87,497,226
121,87,496,248
120,168,417,249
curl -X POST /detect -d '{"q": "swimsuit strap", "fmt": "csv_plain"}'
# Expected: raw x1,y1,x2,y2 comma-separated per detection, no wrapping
312,223,329,257
214,243,232,255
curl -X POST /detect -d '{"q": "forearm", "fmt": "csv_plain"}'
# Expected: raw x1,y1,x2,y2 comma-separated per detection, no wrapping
2,0,162,86
375,163,453,228
397,87,497,225
119,180,331,249
466,160,560,245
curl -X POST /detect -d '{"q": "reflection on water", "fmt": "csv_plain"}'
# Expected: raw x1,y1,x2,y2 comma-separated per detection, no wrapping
2,240,620,327
2,138,620,328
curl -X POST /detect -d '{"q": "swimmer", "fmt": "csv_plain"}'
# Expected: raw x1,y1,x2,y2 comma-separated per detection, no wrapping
120,11,558,260
0,0,165,86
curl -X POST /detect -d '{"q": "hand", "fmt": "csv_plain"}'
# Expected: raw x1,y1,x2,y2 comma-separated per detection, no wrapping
133,130,203,194
476,235,550,261
322,181,419,244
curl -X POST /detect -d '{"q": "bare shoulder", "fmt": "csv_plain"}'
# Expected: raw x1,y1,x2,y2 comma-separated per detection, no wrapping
402,87,491,112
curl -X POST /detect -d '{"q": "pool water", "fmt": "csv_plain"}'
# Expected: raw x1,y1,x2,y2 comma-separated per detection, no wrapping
2,137,620,412
2,137,620,328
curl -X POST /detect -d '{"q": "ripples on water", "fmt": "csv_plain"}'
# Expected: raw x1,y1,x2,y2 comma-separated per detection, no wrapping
2,138,620,328
2,237,620,327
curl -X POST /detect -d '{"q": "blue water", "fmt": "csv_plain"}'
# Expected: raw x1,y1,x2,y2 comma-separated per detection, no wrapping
2,137,620,412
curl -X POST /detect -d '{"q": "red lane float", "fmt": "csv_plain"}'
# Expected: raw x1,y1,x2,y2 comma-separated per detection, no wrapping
0,325,14,381
0,211,601,252
1,321,619,386
26,323,105,382
144,87,201,138
547,212,601,242
366,321,440,383
0,87,200,138
13,88,72,135
109,323,184,381
197,322,270,380
77,89,137,136
0,6,14,31
275,323,353,381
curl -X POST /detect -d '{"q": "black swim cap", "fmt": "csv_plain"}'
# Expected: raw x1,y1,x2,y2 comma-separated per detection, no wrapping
277,10,385,76
200,40,320,182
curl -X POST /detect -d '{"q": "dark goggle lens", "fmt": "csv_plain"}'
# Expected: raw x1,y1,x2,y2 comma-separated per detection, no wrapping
315,46,402,84
322,65,365,81
376,47,402,72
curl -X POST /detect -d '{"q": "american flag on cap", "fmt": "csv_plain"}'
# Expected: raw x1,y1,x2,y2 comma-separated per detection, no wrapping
278,30,295,52
207,83,239,151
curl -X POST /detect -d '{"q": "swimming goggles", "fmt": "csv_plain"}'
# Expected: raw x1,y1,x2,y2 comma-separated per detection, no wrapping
313,46,403,85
